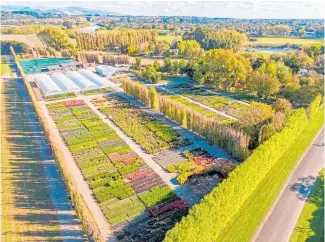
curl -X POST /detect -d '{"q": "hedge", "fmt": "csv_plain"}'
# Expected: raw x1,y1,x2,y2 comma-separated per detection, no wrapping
163,107,311,242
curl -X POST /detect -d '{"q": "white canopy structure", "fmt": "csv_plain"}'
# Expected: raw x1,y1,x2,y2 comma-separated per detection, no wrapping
95,65,116,77
51,72,81,93
34,74,64,97
65,71,99,91
79,69,118,89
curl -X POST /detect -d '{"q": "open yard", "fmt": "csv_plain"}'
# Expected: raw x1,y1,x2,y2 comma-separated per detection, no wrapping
249,37,323,45
1,34,44,47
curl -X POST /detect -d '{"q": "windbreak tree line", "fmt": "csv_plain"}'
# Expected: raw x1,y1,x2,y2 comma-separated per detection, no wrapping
79,52,129,65
122,79,250,160
76,29,158,52
163,97,322,242
183,27,247,52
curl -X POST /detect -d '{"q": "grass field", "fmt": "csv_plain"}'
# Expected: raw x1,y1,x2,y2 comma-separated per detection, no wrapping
215,109,324,242
158,35,182,43
249,37,323,45
290,169,324,242
1,34,44,47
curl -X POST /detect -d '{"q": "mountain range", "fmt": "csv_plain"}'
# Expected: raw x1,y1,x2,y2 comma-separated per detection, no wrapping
1,5,122,16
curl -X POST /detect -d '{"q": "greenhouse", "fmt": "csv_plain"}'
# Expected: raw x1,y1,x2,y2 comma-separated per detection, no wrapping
65,71,99,91
34,74,64,97
51,72,81,93
95,65,116,77
79,69,117,88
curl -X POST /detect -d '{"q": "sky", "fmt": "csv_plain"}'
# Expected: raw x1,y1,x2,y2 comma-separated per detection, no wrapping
2,0,325,19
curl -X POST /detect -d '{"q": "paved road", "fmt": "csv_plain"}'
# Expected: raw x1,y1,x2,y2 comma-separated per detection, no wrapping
254,127,324,242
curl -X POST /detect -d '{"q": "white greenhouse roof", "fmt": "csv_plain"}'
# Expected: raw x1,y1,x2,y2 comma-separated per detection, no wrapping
65,71,99,91
34,74,64,97
96,65,116,75
51,72,81,93
79,69,118,88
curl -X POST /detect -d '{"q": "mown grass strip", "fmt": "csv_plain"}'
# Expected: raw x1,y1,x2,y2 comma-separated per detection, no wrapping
216,109,324,242
290,169,324,242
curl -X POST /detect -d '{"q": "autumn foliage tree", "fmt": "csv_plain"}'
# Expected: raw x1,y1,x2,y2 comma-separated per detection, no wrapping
247,71,280,98
193,49,252,90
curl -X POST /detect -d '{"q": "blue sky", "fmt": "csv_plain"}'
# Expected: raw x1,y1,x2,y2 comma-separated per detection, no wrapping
3,1,325,19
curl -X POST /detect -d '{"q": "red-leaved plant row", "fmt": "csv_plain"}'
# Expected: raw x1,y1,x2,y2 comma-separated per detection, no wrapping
149,199,187,217
108,151,139,164
64,100,85,107
126,169,157,181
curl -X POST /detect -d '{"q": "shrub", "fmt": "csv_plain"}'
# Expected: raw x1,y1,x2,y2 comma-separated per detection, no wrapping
258,124,277,144
272,98,293,116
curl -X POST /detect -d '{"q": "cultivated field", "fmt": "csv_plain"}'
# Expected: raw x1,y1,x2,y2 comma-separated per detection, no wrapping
1,34,44,47
249,37,323,45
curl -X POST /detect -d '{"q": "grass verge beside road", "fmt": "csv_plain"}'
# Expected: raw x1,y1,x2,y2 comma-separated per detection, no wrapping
290,169,324,242
216,109,324,242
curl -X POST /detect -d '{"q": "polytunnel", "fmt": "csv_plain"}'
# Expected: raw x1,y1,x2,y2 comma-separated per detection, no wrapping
51,72,81,93
79,69,117,88
34,74,64,97
65,71,99,91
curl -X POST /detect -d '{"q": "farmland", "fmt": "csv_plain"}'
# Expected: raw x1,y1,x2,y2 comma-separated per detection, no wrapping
46,100,189,240
94,93,236,197
165,84,248,120
1,34,44,47
248,37,323,46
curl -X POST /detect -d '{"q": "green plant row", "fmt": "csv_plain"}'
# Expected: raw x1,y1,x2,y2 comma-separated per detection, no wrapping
123,79,250,160
139,186,177,207
99,97,179,154
102,196,146,225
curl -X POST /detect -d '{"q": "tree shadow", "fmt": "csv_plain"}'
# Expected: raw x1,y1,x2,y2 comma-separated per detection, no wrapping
290,173,324,242
289,175,316,201
2,77,86,241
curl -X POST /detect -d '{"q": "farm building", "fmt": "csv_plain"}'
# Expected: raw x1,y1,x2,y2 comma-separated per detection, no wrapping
34,74,64,98
95,65,116,77
51,72,81,93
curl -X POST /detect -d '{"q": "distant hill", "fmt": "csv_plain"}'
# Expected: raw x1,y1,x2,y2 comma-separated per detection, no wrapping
1,5,122,16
